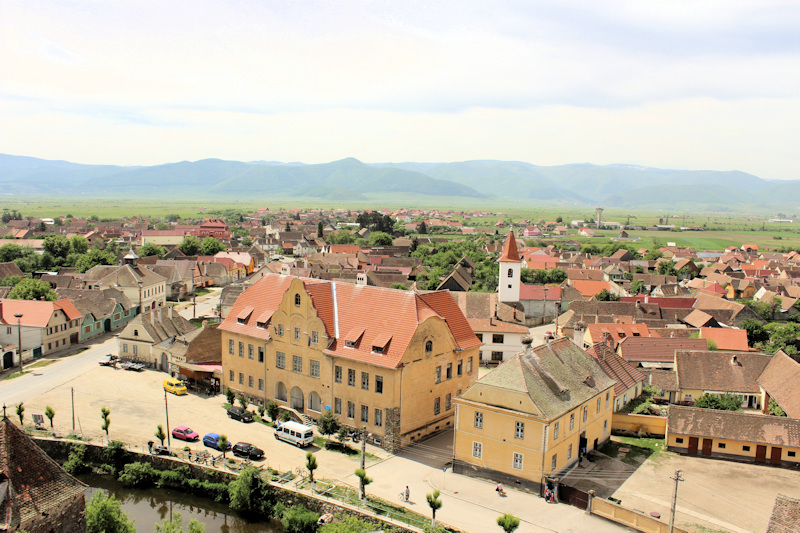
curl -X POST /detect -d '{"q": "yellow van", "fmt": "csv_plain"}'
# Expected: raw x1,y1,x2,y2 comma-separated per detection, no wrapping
163,378,187,395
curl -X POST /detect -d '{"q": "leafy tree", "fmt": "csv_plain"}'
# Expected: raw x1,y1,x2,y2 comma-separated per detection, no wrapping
318,221,324,237
218,434,229,458
86,492,136,533
740,319,768,347
266,400,279,423
178,236,201,256
63,443,90,475
281,504,320,533
556,216,563,223
104,440,129,475
317,410,340,442
258,404,266,419
138,242,167,258
336,427,349,446
356,211,395,233
75,249,117,273
155,222,169,231
418,221,428,234
368,231,394,247
281,410,291,422
101,406,111,438
769,398,787,417
45,405,55,430
228,465,277,517
200,237,224,256
644,249,663,261
327,230,356,245
43,234,71,259
8,278,57,301
154,512,205,533
693,393,742,411
706,339,718,351
155,424,166,446
656,261,677,276
0,243,24,262
426,489,443,526
497,513,521,532
70,235,90,254
595,289,620,302
237,393,248,410
318,513,384,532
16,402,24,426
355,468,372,500
241,236,253,247
630,280,645,295
225,386,236,405
0,275,23,287
306,451,318,483
117,461,159,488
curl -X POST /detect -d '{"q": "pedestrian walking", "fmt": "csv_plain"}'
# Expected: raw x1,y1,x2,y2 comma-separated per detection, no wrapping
404,486,410,502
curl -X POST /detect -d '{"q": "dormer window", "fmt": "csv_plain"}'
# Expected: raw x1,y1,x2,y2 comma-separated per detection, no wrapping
371,332,392,354
344,327,364,348
236,306,254,325
133,329,138,337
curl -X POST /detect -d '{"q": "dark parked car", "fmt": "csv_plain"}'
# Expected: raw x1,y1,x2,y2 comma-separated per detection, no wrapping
232,442,264,460
202,432,232,451
227,406,254,423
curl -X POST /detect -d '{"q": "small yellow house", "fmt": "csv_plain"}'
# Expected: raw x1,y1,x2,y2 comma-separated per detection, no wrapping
453,337,615,493
667,406,800,467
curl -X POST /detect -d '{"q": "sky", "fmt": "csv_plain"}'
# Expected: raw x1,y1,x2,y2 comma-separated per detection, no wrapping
1,0,799,180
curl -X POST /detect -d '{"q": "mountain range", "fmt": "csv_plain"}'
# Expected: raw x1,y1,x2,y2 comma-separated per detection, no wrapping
1,153,797,211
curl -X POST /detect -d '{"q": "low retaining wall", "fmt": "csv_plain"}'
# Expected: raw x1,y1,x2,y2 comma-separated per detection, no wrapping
612,413,666,436
591,496,687,533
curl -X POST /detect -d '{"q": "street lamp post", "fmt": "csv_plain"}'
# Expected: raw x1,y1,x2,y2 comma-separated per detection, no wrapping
164,390,171,448
13,313,22,375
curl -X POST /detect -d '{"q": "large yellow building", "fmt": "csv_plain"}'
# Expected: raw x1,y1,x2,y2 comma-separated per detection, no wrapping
219,274,481,451
453,337,615,493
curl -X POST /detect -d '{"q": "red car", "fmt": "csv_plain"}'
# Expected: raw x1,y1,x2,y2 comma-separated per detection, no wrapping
172,426,199,441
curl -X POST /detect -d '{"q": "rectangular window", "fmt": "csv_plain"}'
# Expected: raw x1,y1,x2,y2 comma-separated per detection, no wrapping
229,370,234,381
474,411,483,429
457,360,463,376
277,324,284,336
446,363,452,379
491,351,503,361
718,442,726,449
310,360,320,378
605,391,610,409
603,420,608,434
375,375,383,394
348,369,356,387
258,378,264,391
132,345,137,355
258,347,264,363
568,444,574,460
334,398,341,415
492,334,504,343
467,357,473,374
741,444,749,451
597,398,601,413
515,421,525,439
570,413,575,430
238,372,243,385
335,366,342,383
276,352,285,369
435,366,441,383
446,393,452,411
553,422,559,440
292,355,302,373
248,344,254,360
312,331,318,344
551,454,557,471
361,372,369,390
473,442,482,459
248,375,253,388
123,344,128,353
434,397,441,415
375,409,383,427
360,405,369,423
238,342,244,357
347,401,355,419
294,327,301,340
513,452,523,470
583,406,588,423
788,451,796,457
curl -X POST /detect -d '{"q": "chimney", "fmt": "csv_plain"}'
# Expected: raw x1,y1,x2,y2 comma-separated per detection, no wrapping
168,306,173,319
731,355,740,366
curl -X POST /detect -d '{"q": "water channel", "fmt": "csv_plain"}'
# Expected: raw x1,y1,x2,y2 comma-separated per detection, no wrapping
81,473,283,532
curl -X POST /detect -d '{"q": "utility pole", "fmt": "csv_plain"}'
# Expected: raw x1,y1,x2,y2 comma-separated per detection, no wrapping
359,426,367,500
165,390,171,448
71,387,75,432
668,469,684,533
193,292,197,319
14,313,23,376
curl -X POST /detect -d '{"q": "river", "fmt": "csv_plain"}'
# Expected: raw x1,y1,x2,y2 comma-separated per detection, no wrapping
81,473,283,532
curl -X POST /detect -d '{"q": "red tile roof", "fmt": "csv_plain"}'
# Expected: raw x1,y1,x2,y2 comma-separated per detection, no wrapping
757,351,800,419
700,327,750,351
519,285,562,301
620,296,696,309
585,342,646,395
676,350,772,394
571,280,612,298
617,337,708,364
668,405,800,448
498,231,521,263
0,299,82,327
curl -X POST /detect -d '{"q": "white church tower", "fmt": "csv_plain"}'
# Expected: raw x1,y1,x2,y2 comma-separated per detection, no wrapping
498,230,521,303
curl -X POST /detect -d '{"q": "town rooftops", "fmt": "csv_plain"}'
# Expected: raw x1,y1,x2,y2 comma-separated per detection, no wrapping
675,350,772,394
0,298,82,327
766,493,800,533
585,342,646,396
757,351,800,419
700,327,750,351
668,405,800,448
617,337,708,364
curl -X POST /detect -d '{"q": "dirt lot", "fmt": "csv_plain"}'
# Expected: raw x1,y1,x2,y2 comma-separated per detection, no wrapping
612,451,800,533
21,361,389,479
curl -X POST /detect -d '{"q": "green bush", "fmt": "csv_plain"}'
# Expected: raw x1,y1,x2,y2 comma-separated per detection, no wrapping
282,505,320,533
118,461,159,489
63,443,90,476
693,393,742,411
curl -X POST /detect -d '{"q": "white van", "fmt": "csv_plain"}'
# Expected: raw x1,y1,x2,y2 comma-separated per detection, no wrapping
274,421,314,447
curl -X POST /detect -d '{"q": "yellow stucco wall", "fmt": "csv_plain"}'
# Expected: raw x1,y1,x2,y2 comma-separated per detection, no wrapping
667,433,800,462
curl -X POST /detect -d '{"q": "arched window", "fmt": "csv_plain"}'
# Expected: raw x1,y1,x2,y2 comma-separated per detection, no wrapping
294,294,301,306
425,340,433,354
507,268,514,278
133,329,138,337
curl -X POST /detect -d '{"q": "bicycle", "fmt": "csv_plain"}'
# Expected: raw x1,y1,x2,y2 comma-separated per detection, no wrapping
399,491,409,502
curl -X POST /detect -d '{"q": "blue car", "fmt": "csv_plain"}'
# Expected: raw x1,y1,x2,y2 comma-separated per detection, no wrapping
202,432,231,451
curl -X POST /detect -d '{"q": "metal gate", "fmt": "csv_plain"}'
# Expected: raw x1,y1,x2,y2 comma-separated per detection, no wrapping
558,484,589,510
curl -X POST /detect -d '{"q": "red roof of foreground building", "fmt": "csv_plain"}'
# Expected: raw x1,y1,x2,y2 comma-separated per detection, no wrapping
0,299,81,327
220,274,480,369
498,231,521,263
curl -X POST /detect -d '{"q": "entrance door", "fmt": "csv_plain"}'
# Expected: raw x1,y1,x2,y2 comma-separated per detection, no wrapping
771,447,782,465
756,445,767,463
702,438,713,456
688,437,699,455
